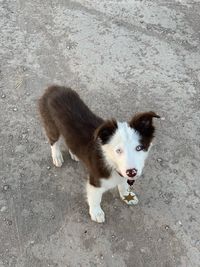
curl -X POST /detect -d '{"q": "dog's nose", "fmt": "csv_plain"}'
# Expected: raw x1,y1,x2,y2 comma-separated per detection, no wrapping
126,168,137,177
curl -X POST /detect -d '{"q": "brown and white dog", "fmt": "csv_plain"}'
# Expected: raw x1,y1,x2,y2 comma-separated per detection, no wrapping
38,85,160,223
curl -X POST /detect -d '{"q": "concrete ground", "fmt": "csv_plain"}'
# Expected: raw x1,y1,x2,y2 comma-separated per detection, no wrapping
0,0,200,266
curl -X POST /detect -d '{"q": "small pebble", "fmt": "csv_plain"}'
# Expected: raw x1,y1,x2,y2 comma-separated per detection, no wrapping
195,240,200,246
3,185,10,191
8,134,13,140
13,107,18,111
51,215,55,220
1,94,6,98
6,219,12,225
30,240,35,245
47,166,51,170
1,206,7,212
157,158,163,163
178,221,182,225
165,225,169,230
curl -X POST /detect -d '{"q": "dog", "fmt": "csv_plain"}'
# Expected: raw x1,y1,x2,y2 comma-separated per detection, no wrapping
38,85,160,223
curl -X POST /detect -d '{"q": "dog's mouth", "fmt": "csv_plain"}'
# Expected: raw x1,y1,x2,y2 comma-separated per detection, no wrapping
116,171,135,186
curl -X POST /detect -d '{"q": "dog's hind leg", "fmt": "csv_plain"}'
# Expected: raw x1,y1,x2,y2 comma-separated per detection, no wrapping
69,150,79,162
51,138,64,167
39,95,64,167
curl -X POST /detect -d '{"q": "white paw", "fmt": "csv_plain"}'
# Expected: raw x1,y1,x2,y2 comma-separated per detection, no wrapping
90,207,105,223
52,151,64,167
69,150,79,162
121,192,139,205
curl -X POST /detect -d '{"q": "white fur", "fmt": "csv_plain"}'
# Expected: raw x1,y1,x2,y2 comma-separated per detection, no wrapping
51,138,79,166
51,138,64,167
69,149,79,162
87,122,151,222
86,174,122,223
86,182,106,223
87,171,139,223
101,122,149,178
51,122,151,223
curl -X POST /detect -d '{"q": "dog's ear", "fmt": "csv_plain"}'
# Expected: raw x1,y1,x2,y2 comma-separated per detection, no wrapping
129,111,160,137
94,119,118,144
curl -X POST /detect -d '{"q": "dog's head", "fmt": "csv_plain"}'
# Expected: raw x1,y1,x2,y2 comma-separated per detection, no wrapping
95,111,160,180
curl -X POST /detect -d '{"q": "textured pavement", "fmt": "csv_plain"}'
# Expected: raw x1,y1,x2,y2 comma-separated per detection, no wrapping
0,0,200,266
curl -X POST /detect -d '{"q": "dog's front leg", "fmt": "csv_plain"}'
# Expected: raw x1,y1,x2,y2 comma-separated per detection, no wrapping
86,182,106,223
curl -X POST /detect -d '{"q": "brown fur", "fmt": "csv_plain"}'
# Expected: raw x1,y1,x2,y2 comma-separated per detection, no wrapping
39,86,159,186
129,111,160,150
38,85,116,187
94,119,118,144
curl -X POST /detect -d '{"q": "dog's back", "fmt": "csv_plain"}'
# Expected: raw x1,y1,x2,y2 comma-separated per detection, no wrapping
38,85,103,157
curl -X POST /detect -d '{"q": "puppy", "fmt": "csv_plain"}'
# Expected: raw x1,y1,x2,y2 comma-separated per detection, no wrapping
38,85,160,223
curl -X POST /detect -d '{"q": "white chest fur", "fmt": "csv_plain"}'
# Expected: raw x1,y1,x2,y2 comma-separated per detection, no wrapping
100,171,125,190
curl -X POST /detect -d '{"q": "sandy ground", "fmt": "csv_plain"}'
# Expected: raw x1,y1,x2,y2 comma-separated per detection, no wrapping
0,0,200,266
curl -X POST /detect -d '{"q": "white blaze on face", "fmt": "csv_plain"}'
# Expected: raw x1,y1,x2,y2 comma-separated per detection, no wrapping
102,122,149,178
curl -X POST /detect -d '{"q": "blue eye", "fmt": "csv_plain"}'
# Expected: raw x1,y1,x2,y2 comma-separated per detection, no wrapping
136,145,144,151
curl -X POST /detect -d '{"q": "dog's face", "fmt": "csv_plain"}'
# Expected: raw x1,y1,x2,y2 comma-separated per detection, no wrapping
95,112,160,180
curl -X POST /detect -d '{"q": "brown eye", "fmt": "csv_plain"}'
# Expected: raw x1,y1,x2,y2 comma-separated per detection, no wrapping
136,145,143,151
